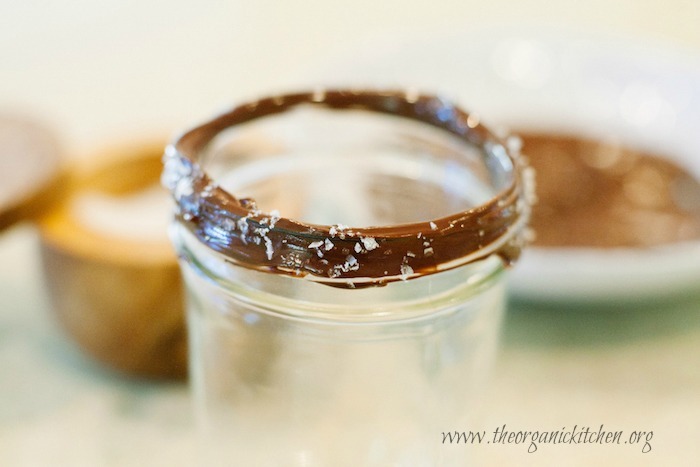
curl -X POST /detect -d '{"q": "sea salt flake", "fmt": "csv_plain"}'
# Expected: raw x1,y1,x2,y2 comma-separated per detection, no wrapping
328,268,342,279
424,247,434,257
334,224,348,239
174,178,194,200
406,251,416,258
281,252,304,269
237,217,249,234
399,264,414,280
201,182,217,198
324,238,334,251
264,237,274,260
308,240,324,249
354,242,362,253
360,237,379,251
161,155,192,191
429,221,438,230
221,218,236,231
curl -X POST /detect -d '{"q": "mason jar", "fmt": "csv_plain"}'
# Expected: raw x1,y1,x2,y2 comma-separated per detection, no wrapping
163,89,532,466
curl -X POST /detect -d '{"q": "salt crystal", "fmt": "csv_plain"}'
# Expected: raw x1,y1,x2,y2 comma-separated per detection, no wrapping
324,238,334,251
221,218,236,231
360,237,379,251
201,183,215,198
268,209,281,228
264,237,274,260
335,224,348,239
308,240,324,249
354,243,362,253
237,217,249,244
399,264,414,280
429,221,438,230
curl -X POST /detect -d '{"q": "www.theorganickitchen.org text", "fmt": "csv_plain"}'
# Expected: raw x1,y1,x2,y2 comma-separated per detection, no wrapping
442,424,653,453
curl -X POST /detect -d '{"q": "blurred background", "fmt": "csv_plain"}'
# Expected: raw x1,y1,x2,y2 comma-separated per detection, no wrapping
3,0,700,153
2,1,700,466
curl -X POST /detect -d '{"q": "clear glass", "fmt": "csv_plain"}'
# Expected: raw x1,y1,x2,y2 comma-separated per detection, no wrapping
175,226,504,466
165,91,530,466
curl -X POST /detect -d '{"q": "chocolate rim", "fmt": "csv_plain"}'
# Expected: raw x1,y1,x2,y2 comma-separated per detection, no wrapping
164,89,533,287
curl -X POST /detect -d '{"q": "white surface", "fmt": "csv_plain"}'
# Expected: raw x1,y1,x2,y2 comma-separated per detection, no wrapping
2,225,699,466
2,2,700,466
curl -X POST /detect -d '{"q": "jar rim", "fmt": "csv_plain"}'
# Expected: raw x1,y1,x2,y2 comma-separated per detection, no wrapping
163,89,534,288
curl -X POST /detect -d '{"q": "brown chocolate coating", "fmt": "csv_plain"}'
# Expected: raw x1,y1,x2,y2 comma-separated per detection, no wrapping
166,90,532,287
522,132,700,248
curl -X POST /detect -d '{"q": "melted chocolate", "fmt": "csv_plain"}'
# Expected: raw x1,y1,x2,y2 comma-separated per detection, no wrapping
522,132,700,248
165,90,532,287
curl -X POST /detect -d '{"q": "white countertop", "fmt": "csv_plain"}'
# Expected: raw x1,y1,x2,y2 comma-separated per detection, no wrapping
2,225,699,466
2,2,700,465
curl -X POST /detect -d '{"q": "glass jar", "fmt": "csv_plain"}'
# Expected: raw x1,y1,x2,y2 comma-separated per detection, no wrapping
163,90,532,466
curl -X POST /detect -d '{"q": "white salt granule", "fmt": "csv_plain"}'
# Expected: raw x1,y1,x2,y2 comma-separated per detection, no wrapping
237,217,249,237
221,217,236,232
264,237,274,260
399,264,414,280
360,237,379,251
346,255,358,269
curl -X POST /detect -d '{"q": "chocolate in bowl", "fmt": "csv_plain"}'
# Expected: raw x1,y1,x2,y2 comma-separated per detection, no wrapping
520,132,700,249
510,131,700,302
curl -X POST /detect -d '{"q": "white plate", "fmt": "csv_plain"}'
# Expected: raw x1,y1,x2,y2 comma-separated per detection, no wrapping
309,25,700,302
